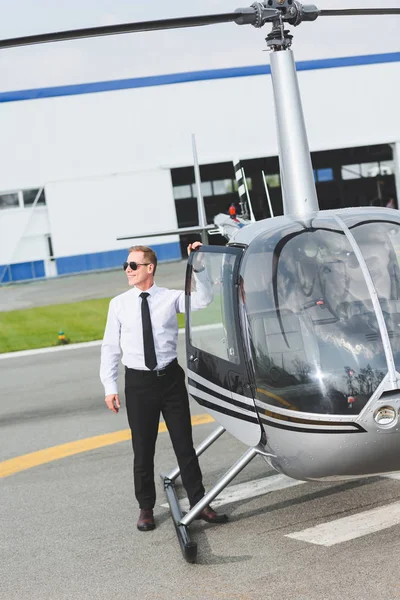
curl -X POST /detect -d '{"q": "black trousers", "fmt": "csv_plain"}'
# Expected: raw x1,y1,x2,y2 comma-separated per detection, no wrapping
125,360,205,510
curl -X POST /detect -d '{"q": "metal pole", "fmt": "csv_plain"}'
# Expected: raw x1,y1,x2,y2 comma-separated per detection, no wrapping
192,134,208,244
180,447,259,526
391,142,400,208
262,170,275,218
270,49,319,217
243,173,256,222
166,425,225,482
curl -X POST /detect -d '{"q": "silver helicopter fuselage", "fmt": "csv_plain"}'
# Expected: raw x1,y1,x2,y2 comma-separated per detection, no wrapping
231,206,400,481
187,46,400,482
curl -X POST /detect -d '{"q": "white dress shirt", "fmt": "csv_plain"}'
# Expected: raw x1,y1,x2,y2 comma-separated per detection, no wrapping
100,272,212,396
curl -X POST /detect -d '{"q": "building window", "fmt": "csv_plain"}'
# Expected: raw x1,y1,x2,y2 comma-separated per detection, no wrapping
264,174,280,188
0,187,46,210
341,160,394,180
315,168,334,182
360,162,380,178
0,192,19,210
212,179,234,195
379,160,394,176
173,185,193,200
23,188,46,207
341,164,362,180
173,178,252,199
200,181,213,197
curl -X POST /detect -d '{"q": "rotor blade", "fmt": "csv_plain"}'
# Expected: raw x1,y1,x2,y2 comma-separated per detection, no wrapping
320,8,400,17
117,225,215,241
0,12,244,50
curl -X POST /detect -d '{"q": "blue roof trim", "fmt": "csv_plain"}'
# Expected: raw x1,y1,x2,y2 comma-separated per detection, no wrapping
0,52,399,104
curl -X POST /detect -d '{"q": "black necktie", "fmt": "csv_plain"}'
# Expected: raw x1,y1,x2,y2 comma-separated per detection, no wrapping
139,292,157,370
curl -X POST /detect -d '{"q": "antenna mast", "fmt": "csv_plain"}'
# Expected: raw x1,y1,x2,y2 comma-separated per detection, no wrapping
192,134,209,244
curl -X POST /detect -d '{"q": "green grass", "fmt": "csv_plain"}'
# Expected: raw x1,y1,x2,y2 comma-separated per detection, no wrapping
0,298,186,354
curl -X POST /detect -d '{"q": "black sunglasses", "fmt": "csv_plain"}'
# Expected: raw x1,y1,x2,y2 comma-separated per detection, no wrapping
123,261,151,271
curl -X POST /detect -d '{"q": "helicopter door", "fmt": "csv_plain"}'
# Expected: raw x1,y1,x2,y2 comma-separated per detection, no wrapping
186,246,263,447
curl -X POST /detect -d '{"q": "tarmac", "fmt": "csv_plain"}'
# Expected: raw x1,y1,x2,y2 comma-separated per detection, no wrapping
0,260,188,312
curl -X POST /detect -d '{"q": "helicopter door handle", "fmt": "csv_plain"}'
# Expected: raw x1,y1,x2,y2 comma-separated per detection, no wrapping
189,354,199,363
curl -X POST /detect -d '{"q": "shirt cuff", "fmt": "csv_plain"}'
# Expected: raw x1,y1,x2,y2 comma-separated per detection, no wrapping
104,383,119,396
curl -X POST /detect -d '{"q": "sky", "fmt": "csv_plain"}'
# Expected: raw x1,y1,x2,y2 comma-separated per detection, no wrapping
0,0,399,92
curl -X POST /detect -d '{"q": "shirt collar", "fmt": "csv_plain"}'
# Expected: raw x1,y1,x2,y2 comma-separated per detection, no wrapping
132,283,158,298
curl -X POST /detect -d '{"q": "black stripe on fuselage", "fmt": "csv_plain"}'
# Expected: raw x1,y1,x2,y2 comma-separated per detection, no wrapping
259,414,366,434
190,394,259,424
188,378,257,413
259,407,364,429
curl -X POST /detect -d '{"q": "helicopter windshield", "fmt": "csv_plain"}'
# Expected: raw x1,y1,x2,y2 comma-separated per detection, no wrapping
344,219,400,373
240,217,400,415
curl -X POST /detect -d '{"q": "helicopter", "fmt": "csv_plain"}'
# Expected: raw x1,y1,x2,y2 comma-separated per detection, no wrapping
3,1,400,563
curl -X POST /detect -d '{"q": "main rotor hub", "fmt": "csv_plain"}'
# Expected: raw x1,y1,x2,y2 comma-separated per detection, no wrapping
235,1,319,30
265,19,293,50
262,1,319,26
237,1,319,50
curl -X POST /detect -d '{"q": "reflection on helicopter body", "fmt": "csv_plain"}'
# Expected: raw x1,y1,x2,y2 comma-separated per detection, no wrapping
241,217,400,417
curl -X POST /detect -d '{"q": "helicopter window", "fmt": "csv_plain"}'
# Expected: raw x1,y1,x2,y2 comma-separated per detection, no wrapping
240,224,388,415
189,251,239,365
349,221,400,372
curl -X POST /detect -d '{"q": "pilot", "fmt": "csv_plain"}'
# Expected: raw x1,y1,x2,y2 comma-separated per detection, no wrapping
100,243,228,532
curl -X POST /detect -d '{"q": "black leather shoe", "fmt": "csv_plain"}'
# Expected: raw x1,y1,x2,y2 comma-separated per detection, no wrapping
137,508,155,531
195,505,228,524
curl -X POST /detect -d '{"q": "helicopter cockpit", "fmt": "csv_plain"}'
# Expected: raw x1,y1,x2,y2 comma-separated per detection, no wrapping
240,213,400,416
185,210,400,446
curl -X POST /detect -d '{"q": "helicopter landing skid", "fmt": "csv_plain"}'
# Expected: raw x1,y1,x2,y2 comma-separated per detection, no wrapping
161,425,259,563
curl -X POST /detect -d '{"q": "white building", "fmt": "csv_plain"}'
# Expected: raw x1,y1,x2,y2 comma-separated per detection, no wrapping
1,12,400,282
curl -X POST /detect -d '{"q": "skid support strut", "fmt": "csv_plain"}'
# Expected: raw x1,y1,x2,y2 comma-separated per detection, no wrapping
180,447,258,526
166,425,226,483
161,427,259,563
160,425,225,563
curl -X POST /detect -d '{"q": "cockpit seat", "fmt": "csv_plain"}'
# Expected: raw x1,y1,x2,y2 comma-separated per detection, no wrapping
249,309,311,384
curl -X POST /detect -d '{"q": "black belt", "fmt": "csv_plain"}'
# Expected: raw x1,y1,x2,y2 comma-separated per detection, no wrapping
125,358,178,378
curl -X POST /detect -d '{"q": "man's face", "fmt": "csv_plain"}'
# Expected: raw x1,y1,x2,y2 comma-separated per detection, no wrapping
125,250,154,288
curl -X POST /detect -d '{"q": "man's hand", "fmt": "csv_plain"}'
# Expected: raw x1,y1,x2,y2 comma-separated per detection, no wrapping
187,241,202,256
105,394,120,414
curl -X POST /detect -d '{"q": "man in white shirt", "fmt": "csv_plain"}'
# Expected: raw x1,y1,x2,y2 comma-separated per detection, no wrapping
100,242,228,531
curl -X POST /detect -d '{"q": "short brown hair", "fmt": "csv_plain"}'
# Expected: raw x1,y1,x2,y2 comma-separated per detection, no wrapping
129,245,158,275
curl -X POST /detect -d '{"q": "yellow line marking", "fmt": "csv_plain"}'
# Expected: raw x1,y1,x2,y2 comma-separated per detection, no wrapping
0,413,215,479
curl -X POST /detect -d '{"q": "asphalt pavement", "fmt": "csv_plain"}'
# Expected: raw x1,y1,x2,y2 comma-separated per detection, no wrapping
2,340,400,599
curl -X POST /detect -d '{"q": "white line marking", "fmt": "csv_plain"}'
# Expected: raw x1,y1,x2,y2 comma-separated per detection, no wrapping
161,474,306,511
0,340,102,360
286,501,400,546
383,472,400,480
